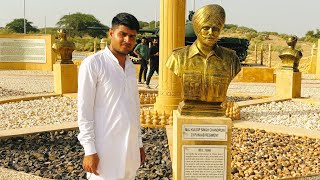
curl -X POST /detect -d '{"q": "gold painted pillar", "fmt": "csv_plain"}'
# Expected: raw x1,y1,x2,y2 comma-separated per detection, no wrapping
154,0,186,114
316,39,320,79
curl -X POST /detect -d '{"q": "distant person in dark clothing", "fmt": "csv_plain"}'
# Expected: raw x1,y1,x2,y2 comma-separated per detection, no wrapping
145,38,159,89
134,37,149,83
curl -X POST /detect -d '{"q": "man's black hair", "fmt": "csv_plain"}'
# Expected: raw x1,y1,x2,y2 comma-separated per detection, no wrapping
112,13,140,32
141,37,147,40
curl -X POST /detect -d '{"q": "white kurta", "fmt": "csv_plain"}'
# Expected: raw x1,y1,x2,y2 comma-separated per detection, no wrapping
77,46,142,180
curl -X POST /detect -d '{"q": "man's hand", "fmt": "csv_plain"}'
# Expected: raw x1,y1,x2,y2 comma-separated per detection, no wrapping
140,147,146,165
83,153,100,175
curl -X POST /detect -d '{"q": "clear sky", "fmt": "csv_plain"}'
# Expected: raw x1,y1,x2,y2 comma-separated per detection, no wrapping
0,0,319,37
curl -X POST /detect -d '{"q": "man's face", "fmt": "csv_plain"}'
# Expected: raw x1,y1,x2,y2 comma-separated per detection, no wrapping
141,38,147,44
109,25,137,55
153,39,158,46
196,21,222,47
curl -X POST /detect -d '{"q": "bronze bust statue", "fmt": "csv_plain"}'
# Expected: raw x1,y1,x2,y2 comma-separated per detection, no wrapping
166,4,241,117
52,29,75,64
279,35,302,72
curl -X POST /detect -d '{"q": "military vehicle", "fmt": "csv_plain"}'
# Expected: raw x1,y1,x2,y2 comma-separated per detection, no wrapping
134,11,249,62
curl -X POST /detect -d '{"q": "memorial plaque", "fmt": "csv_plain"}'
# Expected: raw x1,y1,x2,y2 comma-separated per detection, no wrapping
182,124,227,141
182,145,227,180
0,38,46,63
72,53,87,61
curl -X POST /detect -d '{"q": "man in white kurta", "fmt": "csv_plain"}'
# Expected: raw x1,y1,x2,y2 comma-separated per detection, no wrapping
77,13,144,180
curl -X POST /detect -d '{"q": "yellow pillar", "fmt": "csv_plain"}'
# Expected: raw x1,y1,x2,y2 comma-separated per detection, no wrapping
154,0,186,114
308,43,317,74
316,39,320,79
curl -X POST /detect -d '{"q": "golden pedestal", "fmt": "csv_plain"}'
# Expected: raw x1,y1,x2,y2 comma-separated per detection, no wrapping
169,110,232,180
233,66,275,83
53,64,78,94
309,55,317,74
276,70,301,98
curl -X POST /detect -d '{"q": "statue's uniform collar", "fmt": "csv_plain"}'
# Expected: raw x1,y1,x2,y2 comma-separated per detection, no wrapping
188,42,222,59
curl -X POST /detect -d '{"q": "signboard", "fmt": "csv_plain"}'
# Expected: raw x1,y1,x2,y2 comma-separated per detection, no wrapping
182,124,227,141
182,145,227,180
0,38,46,63
72,53,87,60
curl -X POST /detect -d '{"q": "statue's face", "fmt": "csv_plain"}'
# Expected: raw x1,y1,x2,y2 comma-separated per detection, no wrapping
57,29,67,39
58,33,66,39
287,36,297,47
196,22,222,47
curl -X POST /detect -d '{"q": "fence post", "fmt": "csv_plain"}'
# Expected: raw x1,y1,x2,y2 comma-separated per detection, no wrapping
255,44,258,64
268,44,272,68
260,44,264,65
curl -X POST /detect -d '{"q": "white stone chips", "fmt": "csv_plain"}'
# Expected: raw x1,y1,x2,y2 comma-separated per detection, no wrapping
0,97,77,131
241,100,320,130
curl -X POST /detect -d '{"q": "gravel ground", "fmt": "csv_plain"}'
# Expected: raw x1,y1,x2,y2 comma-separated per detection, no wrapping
241,100,320,130
0,128,172,180
0,70,54,95
228,82,276,96
0,87,36,98
228,80,320,98
0,70,53,76
0,97,77,131
0,128,319,180
2,96,319,132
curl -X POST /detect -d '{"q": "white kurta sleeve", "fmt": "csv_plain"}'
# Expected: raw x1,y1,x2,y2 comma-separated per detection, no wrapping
77,59,98,155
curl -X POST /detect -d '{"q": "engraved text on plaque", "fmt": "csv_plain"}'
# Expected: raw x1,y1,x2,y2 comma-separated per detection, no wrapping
182,145,227,180
0,38,46,63
182,124,227,141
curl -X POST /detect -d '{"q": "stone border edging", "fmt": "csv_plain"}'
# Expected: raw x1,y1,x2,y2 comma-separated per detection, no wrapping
0,93,60,105
233,120,320,139
280,174,320,180
292,97,320,106
0,122,78,139
237,97,291,107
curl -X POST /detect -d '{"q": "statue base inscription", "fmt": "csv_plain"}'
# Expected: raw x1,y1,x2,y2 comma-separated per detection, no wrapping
171,110,232,180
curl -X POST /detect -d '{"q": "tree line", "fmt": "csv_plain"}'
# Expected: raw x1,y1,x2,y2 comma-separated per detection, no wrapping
2,12,318,52
2,12,157,38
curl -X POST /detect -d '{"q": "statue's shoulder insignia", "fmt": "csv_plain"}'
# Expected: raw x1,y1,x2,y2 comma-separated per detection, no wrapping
218,46,237,56
215,46,237,61
171,46,189,58
172,46,188,53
